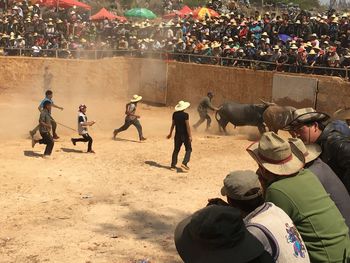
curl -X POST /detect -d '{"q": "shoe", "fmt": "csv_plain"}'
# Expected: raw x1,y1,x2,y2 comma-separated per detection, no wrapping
170,167,176,171
42,155,51,159
87,150,95,154
29,130,35,138
181,164,190,171
140,137,147,141
31,138,37,148
53,135,60,140
71,139,76,146
113,130,118,140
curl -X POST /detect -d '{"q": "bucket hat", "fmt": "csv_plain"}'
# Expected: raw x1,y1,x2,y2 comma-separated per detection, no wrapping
175,100,190,112
174,205,267,263
288,138,322,164
247,132,305,176
130,95,142,103
284,108,330,131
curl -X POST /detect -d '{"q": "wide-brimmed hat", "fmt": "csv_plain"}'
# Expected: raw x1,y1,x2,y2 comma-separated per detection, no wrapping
334,108,350,120
288,138,322,164
247,132,305,176
175,100,190,112
174,205,266,263
130,94,142,103
284,108,330,130
221,170,262,200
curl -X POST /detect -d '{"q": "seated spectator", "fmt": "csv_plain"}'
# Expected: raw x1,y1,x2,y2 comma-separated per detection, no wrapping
174,205,275,263
209,170,310,262
289,138,350,229
247,132,350,262
285,108,350,193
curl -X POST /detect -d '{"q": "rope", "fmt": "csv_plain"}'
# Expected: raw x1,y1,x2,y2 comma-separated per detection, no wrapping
56,122,76,132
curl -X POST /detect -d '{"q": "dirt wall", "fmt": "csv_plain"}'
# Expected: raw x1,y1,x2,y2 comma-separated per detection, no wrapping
0,56,349,120
166,62,273,106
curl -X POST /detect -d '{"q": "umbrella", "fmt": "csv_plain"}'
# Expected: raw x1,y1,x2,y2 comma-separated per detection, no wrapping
40,0,91,10
91,8,127,22
125,8,157,19
278,34,292,43
192,7,219,20
163,5,192,19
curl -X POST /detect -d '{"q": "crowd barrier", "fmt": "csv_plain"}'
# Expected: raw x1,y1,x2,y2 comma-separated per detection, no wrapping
2,47,350,80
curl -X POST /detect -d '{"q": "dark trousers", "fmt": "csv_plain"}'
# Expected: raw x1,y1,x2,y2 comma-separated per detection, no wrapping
194,110,211,129
171,134,192,167
115,118,143,140
72,134,93,152
39,132,54,156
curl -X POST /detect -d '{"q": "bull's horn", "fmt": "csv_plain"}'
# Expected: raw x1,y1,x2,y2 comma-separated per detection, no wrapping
259,99,275,106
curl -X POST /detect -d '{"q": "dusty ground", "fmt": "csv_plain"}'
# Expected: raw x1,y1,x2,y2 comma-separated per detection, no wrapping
0,60,264,263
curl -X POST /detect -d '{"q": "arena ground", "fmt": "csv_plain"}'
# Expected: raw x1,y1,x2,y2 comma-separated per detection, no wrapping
0,58,278,263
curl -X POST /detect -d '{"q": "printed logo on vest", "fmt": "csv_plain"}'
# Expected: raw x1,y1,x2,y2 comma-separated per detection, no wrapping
285,223,307,258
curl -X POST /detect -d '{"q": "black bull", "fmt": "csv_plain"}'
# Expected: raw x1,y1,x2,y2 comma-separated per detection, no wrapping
215,102,269,134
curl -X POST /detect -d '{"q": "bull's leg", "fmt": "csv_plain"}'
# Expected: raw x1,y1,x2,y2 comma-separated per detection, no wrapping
222,121,229,135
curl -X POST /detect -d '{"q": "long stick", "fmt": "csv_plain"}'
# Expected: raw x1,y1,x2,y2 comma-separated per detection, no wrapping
56,122,76,131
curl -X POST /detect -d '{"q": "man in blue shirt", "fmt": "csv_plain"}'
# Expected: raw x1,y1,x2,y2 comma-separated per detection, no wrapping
30,90,63,140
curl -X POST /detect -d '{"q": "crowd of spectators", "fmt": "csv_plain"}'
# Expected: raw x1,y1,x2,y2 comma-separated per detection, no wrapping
1,1,350,76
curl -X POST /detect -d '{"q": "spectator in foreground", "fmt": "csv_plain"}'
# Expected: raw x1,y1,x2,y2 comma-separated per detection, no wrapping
208,170,310,262
284,108,350,193
174,205,275,263
289,138,350,229
247,132,350,262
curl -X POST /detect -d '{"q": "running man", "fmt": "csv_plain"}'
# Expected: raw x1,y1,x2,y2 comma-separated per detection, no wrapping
113,95,147,142
193,92,219,131
71,104,95,153
167,100,192,171
32,100,55,158
30,90,63,139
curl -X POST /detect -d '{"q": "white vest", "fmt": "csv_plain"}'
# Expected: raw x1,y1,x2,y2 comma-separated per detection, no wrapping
245,202,310,263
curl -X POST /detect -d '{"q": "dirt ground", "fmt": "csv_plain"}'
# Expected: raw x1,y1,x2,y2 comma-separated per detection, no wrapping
0,60,266,263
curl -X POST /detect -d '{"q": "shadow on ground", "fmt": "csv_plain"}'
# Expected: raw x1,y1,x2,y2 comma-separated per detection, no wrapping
61,148,84,153
23,150,43,158
144,161,185,173
94,208,189,250
114,138,140,143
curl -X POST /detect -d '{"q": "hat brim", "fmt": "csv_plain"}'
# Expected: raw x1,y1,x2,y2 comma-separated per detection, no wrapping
283,111,330,131
247,142,305,176
174,215,265,263
175,102,190,112
131,96,142,102
290,142,321,163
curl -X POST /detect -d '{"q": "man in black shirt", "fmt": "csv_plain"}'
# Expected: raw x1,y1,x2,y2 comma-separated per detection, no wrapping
167,101,192,171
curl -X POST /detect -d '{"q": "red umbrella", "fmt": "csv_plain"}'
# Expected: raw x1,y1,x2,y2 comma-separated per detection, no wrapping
163,5,192,19
91,8,127,22
40,0,91,10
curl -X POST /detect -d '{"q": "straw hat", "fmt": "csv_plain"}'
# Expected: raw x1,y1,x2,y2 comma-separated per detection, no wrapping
334,108,350,120
309,49,316,55
284,108,330,130
212,41,221,48
288,138,322,164
261,32,268,37
273,45,280,50
290,44,298,50
247,132,305,176
130,95,142,103
175,100,190,112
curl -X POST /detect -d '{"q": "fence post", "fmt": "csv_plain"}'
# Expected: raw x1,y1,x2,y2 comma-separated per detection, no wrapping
55,49,58,58
95,50,97,60
19,48,22,56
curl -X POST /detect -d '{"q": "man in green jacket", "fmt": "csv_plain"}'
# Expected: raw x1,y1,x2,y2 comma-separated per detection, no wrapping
247,132,350,263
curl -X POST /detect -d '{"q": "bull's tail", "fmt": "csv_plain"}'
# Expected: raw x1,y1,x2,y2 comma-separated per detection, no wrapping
215,105,223,122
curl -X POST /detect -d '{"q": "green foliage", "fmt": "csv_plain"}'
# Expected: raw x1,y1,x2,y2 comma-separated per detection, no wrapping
258,0,320,9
